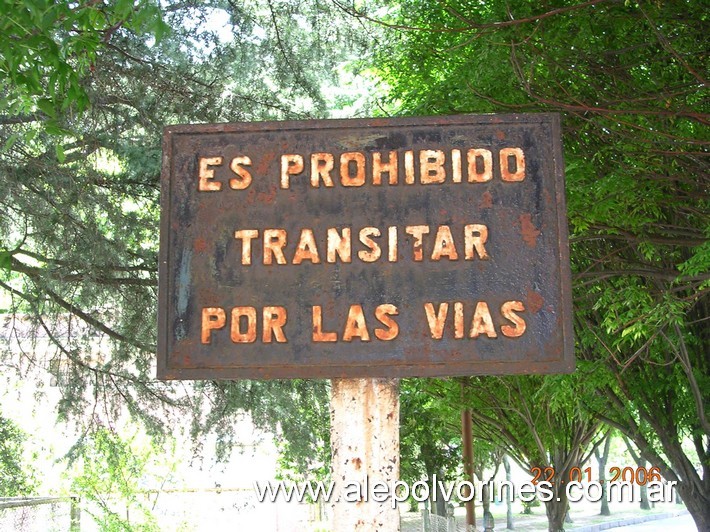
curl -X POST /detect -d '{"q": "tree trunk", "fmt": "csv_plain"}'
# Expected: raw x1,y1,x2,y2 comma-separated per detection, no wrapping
544,502,567,532
482,481,494,530
544,481,569,532
622,432,710,530
594,433,612,516
675,481,710,531
638,458,651,510
461,406,476,530
431,470,447,517
622,437,651,510
503,456,514,530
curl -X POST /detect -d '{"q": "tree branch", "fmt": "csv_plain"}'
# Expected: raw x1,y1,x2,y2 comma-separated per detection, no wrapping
10,256,156,287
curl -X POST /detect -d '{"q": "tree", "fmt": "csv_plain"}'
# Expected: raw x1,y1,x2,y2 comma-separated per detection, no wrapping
399,378,461,515
399,378,520,520
406,375,602,531
593,431,613,516
464,375,602,532
68,425,163,531
502,455,514,529
621,435,652,511
0,0,168,119
372,0,708,527
0,411,36,496
0,0,376,480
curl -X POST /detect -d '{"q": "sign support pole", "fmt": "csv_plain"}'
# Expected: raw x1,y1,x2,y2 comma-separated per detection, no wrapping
330,377,400,531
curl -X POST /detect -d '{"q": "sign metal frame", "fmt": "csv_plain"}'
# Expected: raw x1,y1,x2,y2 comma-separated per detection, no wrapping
157,113,573,380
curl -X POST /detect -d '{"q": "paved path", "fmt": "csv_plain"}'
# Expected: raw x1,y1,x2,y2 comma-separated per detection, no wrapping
595,512,695,531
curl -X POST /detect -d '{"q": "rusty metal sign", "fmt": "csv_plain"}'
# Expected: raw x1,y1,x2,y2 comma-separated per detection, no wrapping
157,114,573,379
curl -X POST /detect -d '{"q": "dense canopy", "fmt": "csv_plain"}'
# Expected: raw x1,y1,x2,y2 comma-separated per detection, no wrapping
0,1,707,530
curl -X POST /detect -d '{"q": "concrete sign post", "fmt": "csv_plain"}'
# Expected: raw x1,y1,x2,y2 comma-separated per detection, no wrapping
158,113,572,531
330,378,399,531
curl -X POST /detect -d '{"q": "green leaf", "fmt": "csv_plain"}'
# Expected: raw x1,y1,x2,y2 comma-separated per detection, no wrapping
0,251,11,273
3,133,19,152
23,129,37,144
55,144,66,163
45,121,70,136
37,98,56,117
115,0,135,19
153,18,170,43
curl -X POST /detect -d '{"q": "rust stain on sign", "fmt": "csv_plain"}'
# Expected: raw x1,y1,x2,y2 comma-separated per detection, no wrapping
519,214,542,248
157,113,573,380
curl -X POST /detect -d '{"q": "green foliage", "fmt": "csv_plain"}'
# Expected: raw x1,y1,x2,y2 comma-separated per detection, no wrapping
0,251,10,276
68,426,162,531
0,0,168,119
0,0,706,525
399,378,461,484
373,0,708,525
0,411,36,496
273,381,331,484
521,496,541,514
189,379,332,485
0,0,372,447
